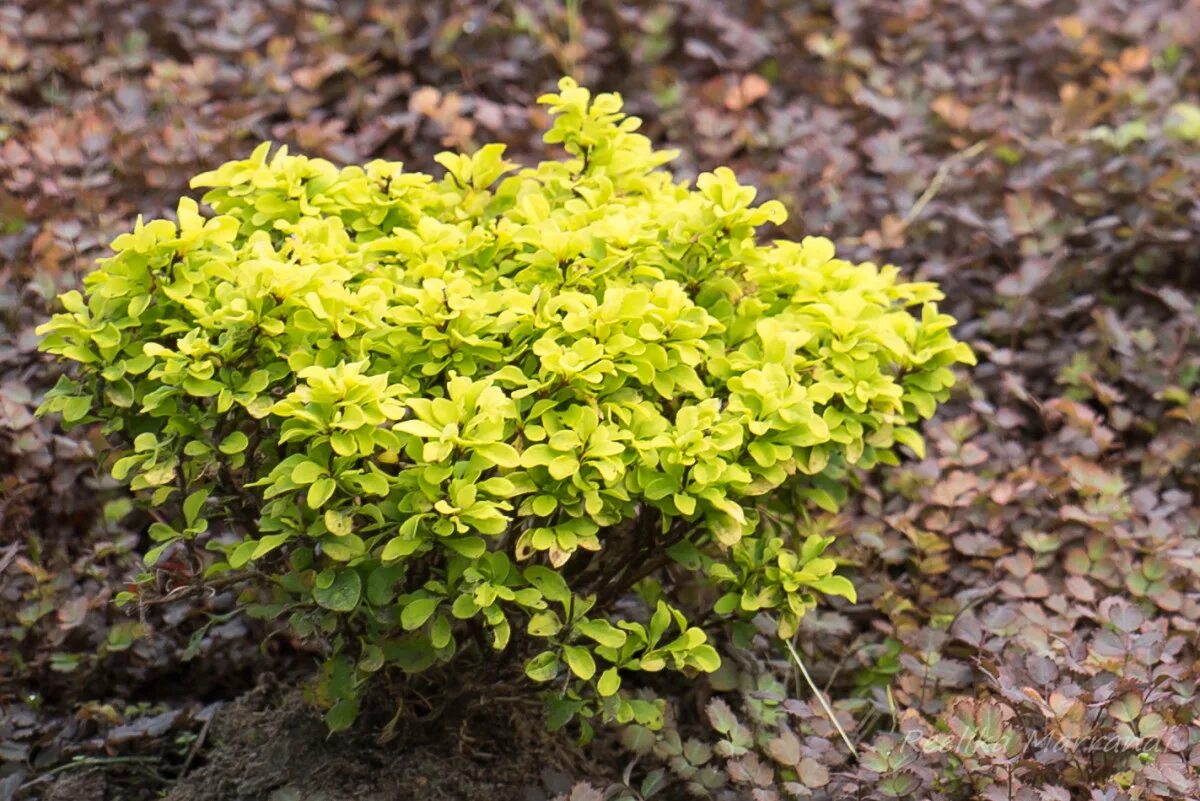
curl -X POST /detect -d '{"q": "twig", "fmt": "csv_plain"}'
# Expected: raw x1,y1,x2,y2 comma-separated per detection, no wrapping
0,542,20,575
179,713,213,777
19,756,161,790
821,645,854,694
137,571,253,607
564,0,583,78
784,638,859,759
899,139,990,230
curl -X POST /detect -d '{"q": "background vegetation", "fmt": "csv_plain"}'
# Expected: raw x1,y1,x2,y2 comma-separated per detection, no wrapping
2,1,1199,800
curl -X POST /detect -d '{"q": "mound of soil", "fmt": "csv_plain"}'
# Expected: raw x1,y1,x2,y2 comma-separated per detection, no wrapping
164,681,600,801
43,773,106,801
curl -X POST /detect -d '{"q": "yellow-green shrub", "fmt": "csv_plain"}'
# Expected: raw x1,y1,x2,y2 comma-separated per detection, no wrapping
37,78,973,734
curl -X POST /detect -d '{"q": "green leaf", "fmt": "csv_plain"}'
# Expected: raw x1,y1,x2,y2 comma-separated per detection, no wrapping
478,476,515,496
62,396,91,423
575,619,627,649
324,698,360,733
800,486,839,514
548,455,579,480
354,470,390,496
359,643,385,673
667,540,703,570
182,374,223,397
313,570,362,612
251,533,291,561
688,643,721,672
143,542,174,567
183,489,209,527
627,698,663,728
291,460,326,484
111,455,143,481
401,597,440,630
443,536,486,558
597,667,621,697
620,724,656,754
367,564,404,606
641,770,667,798
563,645,596,680
218,431,249,454
531,495,558,516
452,594,480,619
307,477,337,509
808,574,857,602
546,697,587,733
430,613,453,649
476,441,520,468
106,378,134,408
321,534,364,562
644,474,675,500
382,534,422,561
528,610,562,637
228,539,258,569
524,650,561,682
524,566,571,605
648,600,672,645
892,426,926,459
324,508,353,536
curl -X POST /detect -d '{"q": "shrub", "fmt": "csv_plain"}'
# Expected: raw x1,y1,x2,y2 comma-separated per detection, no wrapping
37,77,973,734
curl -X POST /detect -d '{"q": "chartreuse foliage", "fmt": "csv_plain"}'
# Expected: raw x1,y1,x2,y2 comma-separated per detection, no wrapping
37,77,973,735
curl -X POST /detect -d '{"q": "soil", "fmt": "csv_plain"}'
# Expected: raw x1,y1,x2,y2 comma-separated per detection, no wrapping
160,681,599,801
44,774,106,801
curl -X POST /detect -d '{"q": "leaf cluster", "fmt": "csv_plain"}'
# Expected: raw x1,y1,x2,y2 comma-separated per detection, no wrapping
37,78,970,733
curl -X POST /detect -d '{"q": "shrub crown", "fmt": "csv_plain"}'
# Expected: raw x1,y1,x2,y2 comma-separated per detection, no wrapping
38,77,973,733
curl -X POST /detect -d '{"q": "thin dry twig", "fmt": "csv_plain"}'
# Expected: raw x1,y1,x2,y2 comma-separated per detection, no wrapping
899,139,990,230
0,542,20,575
785,638,859,759
19,756,161,791
179,713,214,778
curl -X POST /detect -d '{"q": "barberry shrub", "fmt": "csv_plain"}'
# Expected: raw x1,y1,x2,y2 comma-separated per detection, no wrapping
37,78,973,734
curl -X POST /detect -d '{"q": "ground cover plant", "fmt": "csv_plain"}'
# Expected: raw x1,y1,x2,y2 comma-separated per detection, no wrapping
2,1,1199,800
